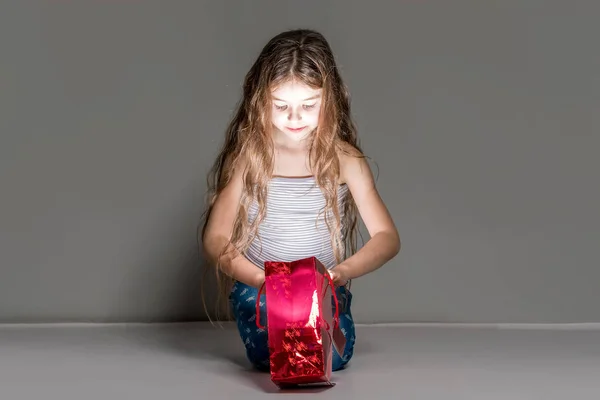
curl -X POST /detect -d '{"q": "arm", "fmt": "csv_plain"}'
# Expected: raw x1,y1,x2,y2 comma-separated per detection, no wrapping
331,150,401,284
202,156,265,289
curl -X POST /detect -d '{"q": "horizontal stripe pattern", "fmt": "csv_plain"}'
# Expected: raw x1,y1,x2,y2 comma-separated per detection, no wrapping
245,176,349,270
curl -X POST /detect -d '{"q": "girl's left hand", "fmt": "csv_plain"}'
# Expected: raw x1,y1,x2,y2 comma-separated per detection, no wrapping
328,265,350,287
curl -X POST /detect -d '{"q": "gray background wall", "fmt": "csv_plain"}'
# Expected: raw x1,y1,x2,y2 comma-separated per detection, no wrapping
1,1,598,324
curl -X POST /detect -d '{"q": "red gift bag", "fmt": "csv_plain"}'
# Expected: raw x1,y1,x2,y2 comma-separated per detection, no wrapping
255,256,346,388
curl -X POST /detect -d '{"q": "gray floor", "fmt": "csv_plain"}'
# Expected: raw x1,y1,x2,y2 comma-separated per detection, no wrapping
2,322,600,399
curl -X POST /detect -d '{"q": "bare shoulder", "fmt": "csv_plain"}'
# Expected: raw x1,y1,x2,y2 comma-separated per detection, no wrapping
203,151,247,241
337,142,398,241
223,151,248,182
338,142,373,187
337,141,364,159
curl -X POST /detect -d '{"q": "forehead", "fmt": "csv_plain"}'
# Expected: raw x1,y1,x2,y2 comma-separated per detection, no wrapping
271,80,322,102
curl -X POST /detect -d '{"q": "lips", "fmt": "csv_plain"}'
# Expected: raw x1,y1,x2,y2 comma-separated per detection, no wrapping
287,126,306,132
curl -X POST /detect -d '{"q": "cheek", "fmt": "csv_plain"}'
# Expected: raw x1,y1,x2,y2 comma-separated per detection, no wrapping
304,112,320,127
271,113,286,126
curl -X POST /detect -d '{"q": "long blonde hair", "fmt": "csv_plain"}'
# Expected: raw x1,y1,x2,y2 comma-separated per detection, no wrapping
199,29,365,321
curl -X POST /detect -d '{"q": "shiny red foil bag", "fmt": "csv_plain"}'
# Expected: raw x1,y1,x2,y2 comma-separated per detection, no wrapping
255,257,346,388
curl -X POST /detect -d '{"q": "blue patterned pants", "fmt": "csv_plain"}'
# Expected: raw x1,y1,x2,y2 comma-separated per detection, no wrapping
229,280,357,372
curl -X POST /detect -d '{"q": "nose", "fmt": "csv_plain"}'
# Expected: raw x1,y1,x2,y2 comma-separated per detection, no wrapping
287,108,302,121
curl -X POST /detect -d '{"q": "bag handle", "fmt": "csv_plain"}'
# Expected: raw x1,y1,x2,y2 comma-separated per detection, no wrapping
323,270,340,330
255,281,266,330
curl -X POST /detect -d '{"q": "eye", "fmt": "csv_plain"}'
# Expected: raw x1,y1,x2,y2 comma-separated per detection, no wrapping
274,104,287,111
303,103,317,110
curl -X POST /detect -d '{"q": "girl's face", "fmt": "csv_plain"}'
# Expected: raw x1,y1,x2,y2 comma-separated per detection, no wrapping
270,80,322,144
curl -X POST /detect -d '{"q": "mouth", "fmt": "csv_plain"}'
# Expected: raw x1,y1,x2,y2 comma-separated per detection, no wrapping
286,126,307,133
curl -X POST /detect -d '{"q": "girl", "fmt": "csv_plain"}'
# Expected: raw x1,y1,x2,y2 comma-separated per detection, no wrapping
200,29,400,372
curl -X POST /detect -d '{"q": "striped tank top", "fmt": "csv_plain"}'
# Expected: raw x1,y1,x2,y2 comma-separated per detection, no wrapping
245,176,349,270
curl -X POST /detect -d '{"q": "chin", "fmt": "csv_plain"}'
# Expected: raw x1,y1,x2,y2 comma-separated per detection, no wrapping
288,132,312,141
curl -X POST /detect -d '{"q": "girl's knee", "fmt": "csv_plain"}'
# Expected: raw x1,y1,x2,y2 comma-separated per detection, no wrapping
332,333,356,371
243,333,270,371
246,349,270,371
332,286,356,371
230,281,266,325
332,355,349,371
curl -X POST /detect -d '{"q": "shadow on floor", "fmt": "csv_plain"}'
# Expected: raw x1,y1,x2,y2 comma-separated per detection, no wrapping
121,322,344,393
